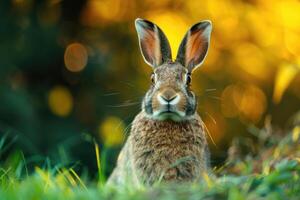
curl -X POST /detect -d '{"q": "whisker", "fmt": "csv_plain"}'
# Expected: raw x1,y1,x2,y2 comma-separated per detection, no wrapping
120,81,135,88
114,119,125,132
106,102,140,108
207,95,222,101
202,122,217,148
122,96,144,102
205,112,217,125
123,122,133,136
122,120,135,138
120,81,144,92
102,92,120,96
205,88,217,92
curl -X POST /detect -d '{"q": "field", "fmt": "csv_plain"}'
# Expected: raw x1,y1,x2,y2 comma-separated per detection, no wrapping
1,125,299,200
1,0,300,199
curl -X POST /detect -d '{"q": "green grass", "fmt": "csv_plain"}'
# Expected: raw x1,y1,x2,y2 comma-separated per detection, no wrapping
0,126,299,200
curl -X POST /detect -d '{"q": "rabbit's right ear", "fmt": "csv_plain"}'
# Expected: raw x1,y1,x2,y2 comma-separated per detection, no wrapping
176,21,212,72
135,18,172,68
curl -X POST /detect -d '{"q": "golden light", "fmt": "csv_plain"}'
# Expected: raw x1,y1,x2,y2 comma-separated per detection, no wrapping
284,30,300,56
48,86,73,117
238,84,267,123
99,116,125,147
146,11,189,60
64,43,88,72
276,0,300,30
273,63,299,104
234,42,269,80
221,84,267,123
81,0,135,26
247,9,280,48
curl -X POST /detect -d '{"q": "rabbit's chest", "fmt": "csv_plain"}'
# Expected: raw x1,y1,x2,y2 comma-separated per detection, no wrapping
130,117,207,184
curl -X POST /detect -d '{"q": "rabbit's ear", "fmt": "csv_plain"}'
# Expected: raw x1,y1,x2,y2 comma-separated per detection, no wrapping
176,21,212,72
135,18,172,68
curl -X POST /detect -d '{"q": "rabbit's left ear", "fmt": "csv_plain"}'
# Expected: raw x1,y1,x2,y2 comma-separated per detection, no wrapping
135,18,172,68
176,21,212,72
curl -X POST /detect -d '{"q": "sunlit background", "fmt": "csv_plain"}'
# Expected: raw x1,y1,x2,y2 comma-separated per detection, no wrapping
0,0,300,178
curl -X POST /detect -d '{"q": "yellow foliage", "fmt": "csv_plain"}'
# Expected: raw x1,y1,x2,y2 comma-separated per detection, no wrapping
292,126,300,142
273,64,299,104
202,172,212,188
35,167,55,190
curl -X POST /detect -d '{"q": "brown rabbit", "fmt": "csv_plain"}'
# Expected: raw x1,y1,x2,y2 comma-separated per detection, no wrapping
107,18,212,186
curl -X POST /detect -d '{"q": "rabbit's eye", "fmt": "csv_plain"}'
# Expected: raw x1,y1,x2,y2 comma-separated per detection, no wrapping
186,74,191,85
151,73,155,84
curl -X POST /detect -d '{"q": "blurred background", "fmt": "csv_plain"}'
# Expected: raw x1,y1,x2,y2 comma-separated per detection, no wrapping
0,0,300,179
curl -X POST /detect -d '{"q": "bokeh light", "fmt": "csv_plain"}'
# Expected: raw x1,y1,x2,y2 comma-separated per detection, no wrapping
238,84,267,123
64,43,88,72
99,116,125,147
81,0,135,26
234,43,269,80
221,84,267,123
48,86,73,117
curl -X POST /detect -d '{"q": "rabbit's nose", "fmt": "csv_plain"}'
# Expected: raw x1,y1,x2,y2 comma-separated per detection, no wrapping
158,90,180,105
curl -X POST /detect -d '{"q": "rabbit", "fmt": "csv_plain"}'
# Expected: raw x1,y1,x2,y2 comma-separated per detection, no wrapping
107,18,212,186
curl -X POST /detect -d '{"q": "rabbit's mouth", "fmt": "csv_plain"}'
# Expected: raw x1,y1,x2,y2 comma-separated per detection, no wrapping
152,108,186,122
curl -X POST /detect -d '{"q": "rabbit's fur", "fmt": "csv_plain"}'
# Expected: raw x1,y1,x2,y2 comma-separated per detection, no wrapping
108,18,212,186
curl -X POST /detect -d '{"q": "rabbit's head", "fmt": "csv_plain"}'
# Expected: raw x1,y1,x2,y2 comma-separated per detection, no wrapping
135,19,212,121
